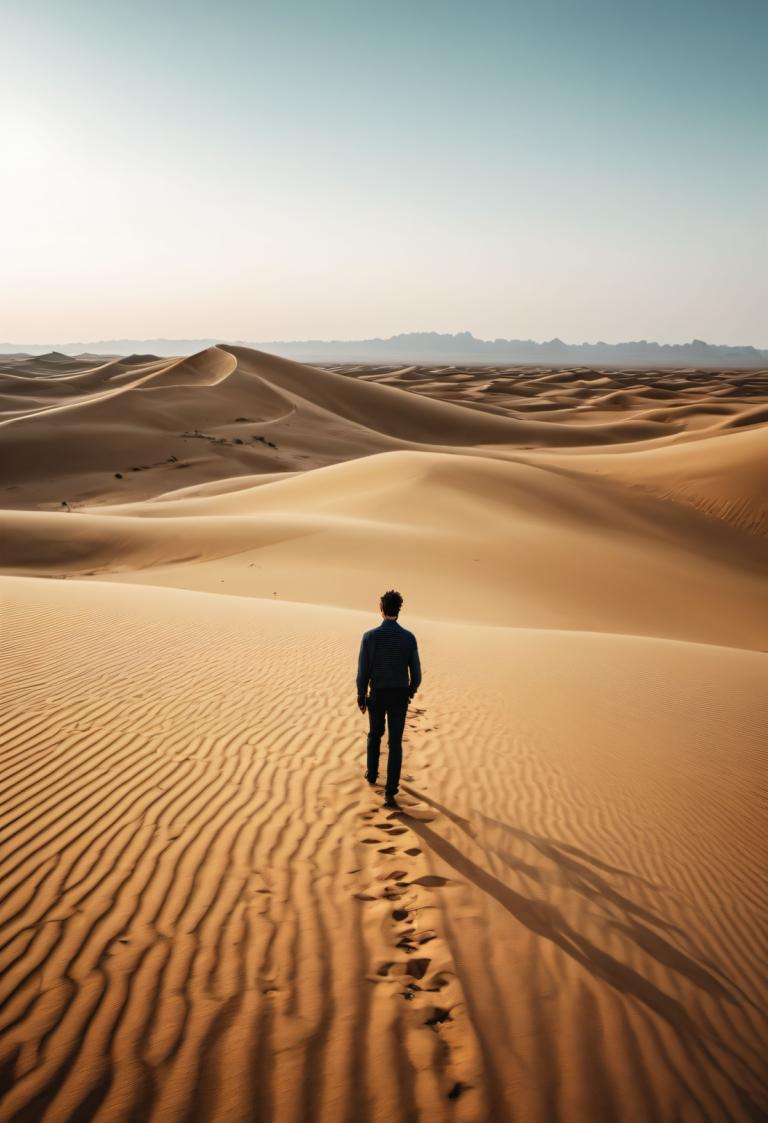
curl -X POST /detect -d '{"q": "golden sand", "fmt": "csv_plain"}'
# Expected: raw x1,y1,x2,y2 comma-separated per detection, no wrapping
1,348,766,1122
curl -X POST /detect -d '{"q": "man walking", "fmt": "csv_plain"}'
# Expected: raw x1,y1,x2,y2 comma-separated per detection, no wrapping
357,589,422,808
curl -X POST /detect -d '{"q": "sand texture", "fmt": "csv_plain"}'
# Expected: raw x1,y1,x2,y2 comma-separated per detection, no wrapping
1,349,767,1123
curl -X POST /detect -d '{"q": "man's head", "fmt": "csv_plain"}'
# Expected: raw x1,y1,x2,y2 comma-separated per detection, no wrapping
380,589,403,619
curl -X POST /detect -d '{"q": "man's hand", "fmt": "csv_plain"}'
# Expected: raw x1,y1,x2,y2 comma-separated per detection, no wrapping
358,698,366,714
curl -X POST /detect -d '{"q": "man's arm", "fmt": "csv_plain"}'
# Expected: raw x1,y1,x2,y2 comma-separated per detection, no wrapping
408,638,422,697
356,634,370,705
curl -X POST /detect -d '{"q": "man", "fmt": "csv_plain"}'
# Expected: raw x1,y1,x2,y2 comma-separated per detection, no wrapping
357,589,422,808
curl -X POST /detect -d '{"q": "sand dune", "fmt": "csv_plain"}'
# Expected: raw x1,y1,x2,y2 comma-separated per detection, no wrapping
531,423,768,537
8,348,762,509
2,449,766,646
1,579,766,1123
1,347,767,1122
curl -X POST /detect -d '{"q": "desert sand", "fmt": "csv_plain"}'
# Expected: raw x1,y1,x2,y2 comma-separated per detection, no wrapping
1,348,766,1123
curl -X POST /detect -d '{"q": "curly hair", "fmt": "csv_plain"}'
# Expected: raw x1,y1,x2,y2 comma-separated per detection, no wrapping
380,589,403,617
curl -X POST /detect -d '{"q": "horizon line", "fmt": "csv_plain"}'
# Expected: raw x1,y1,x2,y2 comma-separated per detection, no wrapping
2,331,767,351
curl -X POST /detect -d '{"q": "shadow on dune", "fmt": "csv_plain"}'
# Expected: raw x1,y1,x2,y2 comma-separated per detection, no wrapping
399,787,767,1120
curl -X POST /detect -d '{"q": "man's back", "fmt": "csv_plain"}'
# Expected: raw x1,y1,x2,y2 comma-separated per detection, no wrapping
357,619,421,698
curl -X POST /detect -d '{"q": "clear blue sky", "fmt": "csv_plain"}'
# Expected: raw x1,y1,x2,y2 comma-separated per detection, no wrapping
1,0,766,344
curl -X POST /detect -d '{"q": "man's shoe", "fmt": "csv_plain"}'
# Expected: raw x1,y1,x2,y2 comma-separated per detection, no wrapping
384,794,399,809
364,771,377,785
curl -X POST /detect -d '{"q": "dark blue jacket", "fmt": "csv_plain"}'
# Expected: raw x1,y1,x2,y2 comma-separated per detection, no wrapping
357,619,421,703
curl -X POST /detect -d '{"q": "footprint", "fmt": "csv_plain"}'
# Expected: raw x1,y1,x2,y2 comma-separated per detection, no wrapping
405,848,422,856
448,1082,469,1100
378,846,397,854
380,960,431,980
406,958,431,980
411,875,449,888
424,975,449,990
425,1007,452,1027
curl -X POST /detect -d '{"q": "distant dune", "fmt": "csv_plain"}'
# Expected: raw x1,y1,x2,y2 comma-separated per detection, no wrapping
1,346,766,1122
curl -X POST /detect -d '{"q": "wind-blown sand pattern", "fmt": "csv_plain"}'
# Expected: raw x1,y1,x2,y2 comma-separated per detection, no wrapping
1,348,767,1122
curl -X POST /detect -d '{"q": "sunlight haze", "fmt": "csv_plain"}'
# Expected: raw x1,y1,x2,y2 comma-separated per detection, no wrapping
1,0,765,344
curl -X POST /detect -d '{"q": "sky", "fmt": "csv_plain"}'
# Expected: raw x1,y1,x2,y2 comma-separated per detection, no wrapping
1,0,766,345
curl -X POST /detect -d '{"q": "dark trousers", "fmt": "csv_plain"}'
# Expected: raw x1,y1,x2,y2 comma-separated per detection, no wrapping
366,687,410,797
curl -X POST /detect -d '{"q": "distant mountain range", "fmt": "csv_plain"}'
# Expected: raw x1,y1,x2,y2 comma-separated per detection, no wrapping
2,332,767,366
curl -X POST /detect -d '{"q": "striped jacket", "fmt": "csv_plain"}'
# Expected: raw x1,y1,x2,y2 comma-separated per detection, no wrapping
356,619,421,703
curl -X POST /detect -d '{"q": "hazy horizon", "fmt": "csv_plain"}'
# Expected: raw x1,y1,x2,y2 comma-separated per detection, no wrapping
2,329,767,351
2,0,766,344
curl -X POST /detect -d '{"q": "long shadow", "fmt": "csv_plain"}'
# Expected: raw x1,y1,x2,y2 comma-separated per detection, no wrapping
456,802,760,1013
406,789,682,935
397,795,768,1120
475,813,683,936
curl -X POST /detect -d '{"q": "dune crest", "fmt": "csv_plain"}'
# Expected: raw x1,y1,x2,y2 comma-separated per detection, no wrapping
532,423,768,537
140,345,238,388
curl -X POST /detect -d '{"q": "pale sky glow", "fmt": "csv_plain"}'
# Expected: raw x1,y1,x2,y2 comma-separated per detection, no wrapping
1,0,766,345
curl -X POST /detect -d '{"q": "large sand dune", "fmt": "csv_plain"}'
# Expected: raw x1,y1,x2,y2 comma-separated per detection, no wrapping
1,348,766,1122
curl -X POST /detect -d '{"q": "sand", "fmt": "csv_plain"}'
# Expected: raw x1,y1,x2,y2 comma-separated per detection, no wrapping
1,349,766,1123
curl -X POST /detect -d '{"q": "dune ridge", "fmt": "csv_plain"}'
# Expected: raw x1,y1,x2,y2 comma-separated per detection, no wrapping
5,347,766,511
1,448,766,647
528,423,768,537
